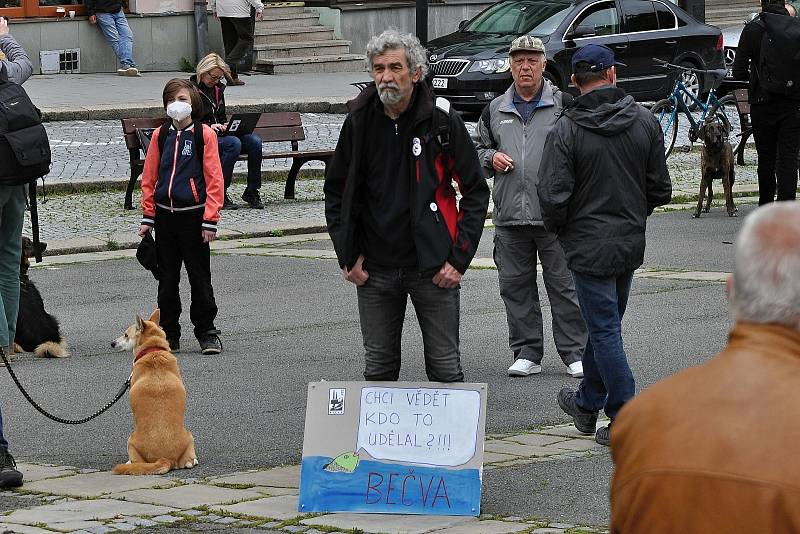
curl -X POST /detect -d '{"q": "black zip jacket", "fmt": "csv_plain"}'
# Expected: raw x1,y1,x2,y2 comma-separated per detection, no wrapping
324,83,490,274
190,75,227,125
537,86,672,277
86,0,125,15
731,7,799,104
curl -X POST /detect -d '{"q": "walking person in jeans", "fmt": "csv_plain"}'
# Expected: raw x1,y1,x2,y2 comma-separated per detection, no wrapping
538,44,672,445
474,35,587,379
87,0,139,76
325,30,489,382
0,16,32,488
732,0,800,204
215,0,263,85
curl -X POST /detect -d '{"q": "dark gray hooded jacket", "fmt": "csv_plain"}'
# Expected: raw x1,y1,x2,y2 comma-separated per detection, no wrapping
537,86,672,277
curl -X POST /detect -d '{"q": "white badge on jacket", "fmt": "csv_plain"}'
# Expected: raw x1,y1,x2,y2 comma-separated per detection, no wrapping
412,137,422,157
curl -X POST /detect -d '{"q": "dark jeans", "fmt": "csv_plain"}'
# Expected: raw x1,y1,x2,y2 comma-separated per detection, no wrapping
751,100,800,204
572,270,635,420
356,265,464,383
218,134,263,190
220,16,254,74
0,406,7,450
154,209,218,341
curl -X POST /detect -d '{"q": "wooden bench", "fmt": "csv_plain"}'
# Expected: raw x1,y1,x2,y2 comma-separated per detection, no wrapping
120,112,335,210
731,88,752,166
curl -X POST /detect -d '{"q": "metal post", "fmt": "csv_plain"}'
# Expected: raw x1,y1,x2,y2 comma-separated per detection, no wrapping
194,0,209,61
416,0,429,46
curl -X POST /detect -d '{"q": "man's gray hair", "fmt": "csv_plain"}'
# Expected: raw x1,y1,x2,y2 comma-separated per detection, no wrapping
732,202,800,330
365,29,429,78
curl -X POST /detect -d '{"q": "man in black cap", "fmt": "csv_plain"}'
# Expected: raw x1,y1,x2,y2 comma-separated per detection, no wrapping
537,44,672,445
732,0,800,204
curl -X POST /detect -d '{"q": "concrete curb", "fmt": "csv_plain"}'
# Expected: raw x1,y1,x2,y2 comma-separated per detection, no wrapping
41,98,349,122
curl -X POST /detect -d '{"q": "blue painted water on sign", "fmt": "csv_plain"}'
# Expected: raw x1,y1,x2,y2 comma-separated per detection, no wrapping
298,456,481,516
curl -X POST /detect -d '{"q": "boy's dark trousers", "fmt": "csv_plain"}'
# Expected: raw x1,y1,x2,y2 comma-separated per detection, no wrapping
154,209,218,342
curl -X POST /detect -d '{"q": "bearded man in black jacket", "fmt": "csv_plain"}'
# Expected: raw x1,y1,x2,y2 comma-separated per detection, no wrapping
538,44,672,446
324,30,489,383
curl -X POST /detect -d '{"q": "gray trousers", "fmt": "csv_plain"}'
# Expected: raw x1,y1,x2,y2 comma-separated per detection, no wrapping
493,225,587,365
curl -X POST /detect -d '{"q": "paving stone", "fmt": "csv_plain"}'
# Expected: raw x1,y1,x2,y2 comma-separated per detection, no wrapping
434,519,530,533
213,494,299,520
214,517,239,524
210,466,300,489
109,524,137,531
86,526,116,534
45,520,106,532
0,523,56,534
549,524,576,529
484,441,565,457
110,483,262,508
282,526,307,533
152,514,182,523
14,463,80,482
531,529,566,534
181,509,206,516
547,439,605,452
251,486,299,497
301,514,476,533
2,499,175,527
483,451,520,463
131,518,157,527
535,426,596,440
203,514,221,521
504,434,570,447
23,471,177,497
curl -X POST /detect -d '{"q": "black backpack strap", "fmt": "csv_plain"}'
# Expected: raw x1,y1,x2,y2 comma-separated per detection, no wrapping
156,123,169,158
28,180,42,263
434,97,452,156
194,121,205,163
479,103,496,147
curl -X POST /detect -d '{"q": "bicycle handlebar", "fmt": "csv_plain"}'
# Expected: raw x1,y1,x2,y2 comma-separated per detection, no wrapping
652,58,728,80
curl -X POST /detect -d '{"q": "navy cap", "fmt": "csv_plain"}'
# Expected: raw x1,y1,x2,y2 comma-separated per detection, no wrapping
571,44,626,73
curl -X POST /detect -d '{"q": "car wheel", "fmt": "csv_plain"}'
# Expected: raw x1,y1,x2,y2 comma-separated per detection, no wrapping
679,62,701,110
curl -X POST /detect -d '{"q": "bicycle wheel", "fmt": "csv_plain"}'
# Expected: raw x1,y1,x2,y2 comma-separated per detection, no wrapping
708,94,734,140
710,94,751,162
651,99,679,157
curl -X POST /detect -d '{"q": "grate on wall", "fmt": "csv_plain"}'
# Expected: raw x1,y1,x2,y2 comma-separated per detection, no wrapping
39,48,81,74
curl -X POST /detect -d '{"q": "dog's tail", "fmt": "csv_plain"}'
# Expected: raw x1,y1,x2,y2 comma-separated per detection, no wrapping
113,458,172,476
34,340,68,358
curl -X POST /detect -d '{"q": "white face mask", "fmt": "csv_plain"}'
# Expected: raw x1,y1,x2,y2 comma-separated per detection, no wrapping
166,101,192,122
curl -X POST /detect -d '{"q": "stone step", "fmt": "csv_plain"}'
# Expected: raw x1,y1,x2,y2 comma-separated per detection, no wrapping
257,11,319,29
263,2,305,16
254,54,365,74
255,25,335,44
254,39,352,59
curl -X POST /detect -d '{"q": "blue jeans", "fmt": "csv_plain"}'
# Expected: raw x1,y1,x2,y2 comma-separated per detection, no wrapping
356,265,464,383
217,134,263,191
95,9,136,68
0,185,25,349
572,270,635,420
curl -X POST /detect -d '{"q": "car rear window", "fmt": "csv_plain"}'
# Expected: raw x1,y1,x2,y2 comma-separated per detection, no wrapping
624,0,659,32
465,0,574,35
655,1,677,29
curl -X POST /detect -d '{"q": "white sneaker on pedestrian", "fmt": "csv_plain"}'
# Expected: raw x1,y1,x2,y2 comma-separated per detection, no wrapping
566,361,584,378
116,68,127,76
508,358,542,376
125,66,140,77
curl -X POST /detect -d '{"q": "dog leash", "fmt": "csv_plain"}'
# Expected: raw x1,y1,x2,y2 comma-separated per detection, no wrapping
0,348,130,425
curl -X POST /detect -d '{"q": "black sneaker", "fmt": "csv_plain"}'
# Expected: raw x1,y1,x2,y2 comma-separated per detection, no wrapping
557,387,598,435
199,331,222,355
241,189,264,209
596,424,611,446
221,194,239,210
167,338,180,353
0,449,23,489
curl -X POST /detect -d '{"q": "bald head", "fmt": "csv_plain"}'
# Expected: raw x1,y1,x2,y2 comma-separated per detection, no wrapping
731,202,800,330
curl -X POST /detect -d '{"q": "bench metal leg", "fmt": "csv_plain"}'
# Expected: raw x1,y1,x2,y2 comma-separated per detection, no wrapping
125,167,142,210
285,159,303,200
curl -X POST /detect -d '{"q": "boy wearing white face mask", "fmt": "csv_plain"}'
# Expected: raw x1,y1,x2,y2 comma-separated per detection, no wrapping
137,78,225,355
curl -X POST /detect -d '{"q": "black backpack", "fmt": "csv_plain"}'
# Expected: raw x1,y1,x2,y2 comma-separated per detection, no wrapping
0,64,51,263
757,12,800,96
154,121,205,162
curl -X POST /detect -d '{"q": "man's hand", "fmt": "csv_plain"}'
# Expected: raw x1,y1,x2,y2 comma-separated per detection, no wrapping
138,224,151,237
202,230,216,243
342,254,369,286
492,152,514,174
0,17,9,36
88,15,97,24
255,9,264,21
432,261,462,289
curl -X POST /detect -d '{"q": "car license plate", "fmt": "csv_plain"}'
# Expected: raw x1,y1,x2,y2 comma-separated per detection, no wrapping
432,77,448,89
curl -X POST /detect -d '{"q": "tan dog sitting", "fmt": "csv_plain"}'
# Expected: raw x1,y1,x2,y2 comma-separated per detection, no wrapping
111,309,198,475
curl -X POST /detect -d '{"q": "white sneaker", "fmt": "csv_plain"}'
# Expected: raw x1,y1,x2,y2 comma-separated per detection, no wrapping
125,66,140,77
508,358,542,376
117,68,127,76
566,361,584,378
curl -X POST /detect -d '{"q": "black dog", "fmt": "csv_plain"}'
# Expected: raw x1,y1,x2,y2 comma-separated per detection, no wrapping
695,118,736,218
14,237,68,358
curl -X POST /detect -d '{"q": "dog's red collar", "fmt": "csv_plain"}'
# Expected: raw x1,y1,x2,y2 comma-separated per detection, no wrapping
134,346,163,363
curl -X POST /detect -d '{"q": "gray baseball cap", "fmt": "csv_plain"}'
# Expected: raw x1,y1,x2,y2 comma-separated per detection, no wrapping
509,35,546,55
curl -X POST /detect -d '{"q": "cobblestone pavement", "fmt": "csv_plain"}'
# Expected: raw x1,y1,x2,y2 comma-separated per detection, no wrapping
0,424,608,534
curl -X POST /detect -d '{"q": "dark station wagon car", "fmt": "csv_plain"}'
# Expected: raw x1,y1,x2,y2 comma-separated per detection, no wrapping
427,0,725,111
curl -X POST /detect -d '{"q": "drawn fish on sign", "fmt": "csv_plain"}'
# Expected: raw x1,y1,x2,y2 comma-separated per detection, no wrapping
324,451,360,474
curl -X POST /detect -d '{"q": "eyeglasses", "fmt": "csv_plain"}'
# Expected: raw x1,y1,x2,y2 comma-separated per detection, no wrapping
207,73,224,82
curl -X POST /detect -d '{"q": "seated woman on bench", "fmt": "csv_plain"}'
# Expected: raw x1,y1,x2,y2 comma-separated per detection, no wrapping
191,53,263,209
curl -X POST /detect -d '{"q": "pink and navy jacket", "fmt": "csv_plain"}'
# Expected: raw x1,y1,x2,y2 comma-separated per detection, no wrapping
140,122,224,233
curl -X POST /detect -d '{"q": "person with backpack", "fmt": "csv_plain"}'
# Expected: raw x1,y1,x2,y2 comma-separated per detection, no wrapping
137,79,225,355
190,53,264,209
732,0,800,204
324,30,489,382
473,36,587,380
0,15,33,489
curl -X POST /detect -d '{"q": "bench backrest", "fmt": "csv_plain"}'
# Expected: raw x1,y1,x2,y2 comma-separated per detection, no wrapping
732,88,750,116
121,117,170,155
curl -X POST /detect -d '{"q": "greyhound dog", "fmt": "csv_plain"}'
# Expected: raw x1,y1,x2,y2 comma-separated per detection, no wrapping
695,118,736,218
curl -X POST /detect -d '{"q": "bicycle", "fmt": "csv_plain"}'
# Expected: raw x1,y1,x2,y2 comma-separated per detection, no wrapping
650,59,737,157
